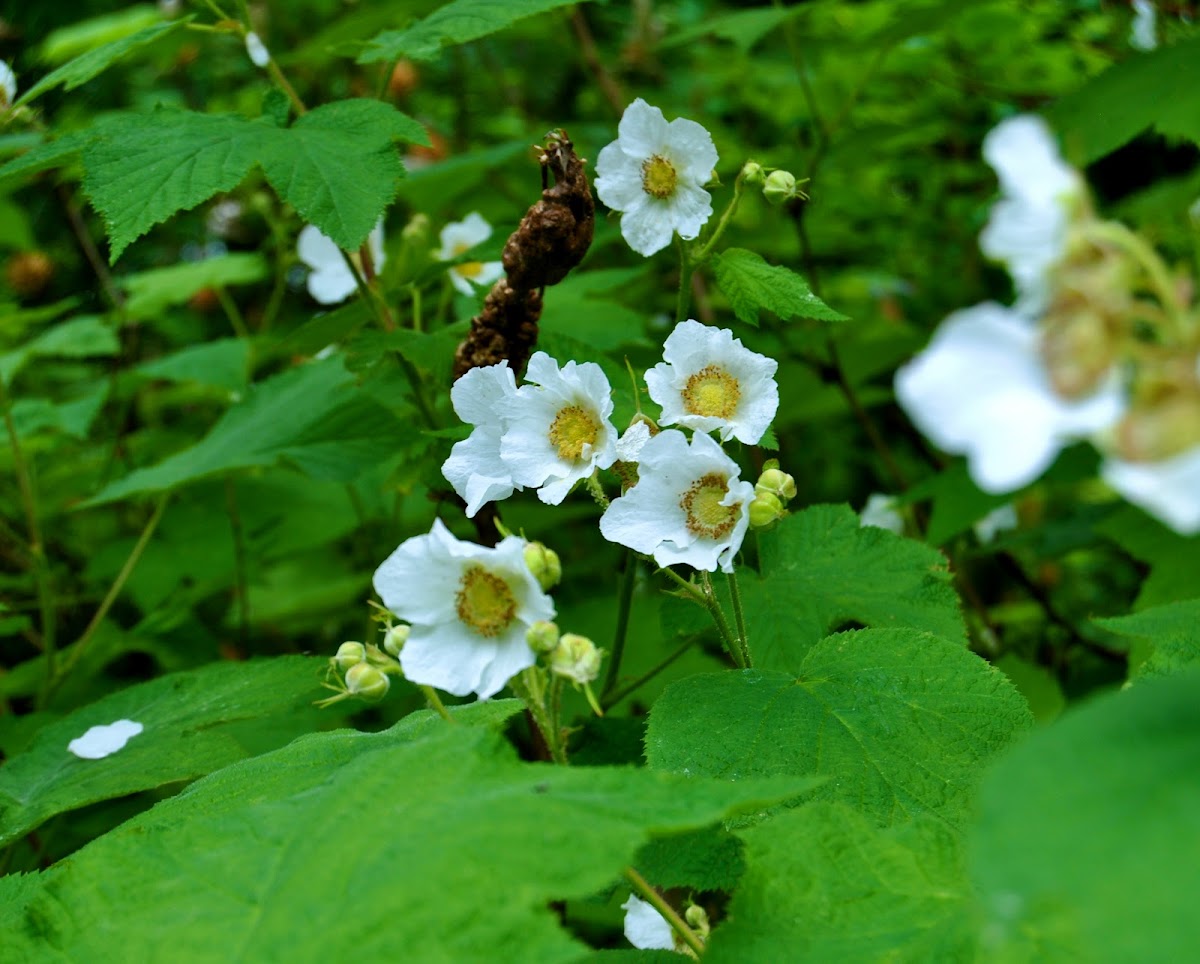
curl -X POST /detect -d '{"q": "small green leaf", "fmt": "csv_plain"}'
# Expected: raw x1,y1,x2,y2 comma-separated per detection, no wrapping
646,629,1032,828
2,725,813,961
121,253,268,321
0,315,119,385
0,131,91,189
706,803,972,962
17,18,192,107
85,357,409,505
359,0,584,63
972,672,1200,960
1096,599,1200,679
711,248,849,326
137,338,250,393
0,656,329,846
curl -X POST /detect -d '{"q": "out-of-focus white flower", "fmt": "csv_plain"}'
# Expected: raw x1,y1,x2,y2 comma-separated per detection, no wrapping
68,720,144,760
595,98,718,257
860,493,905,534
373,519,555,700
442,362,521,517
600,429,755,572
297,221,386,304
979,115,1084,315
1130,0,1158,51
646,320,778,444
895,302,1123,494
973,503,1019,543
244,31,270,68
437,212,504,296
1102,445,1200,535
0,60,16,109
621,895,677,952
500,352,618,505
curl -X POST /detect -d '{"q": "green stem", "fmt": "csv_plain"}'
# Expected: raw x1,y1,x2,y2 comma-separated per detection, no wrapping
623,866,705,957
511,670,568,764
699,571,744,668
214,285,249,340
694,171,748,264
601,550,637,699
420,684,456,723
675,235,695,323
585,472,610,509
602,636,695,711
411,284,423,333
727,570,751,667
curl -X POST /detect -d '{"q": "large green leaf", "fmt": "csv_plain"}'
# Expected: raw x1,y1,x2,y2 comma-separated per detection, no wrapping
711,248,849,326
0,315,119,385
971,672,1200,961
646,629,1031,828
1095,599,1200,680
120,253,268,321
17,17,192,107
707,803,973,962
359,0,584,63
0,656,330,846
85,357,409,505
725,504,968,671
2,724,813,962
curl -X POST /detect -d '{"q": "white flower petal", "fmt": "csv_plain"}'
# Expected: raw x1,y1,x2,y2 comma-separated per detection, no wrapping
297,221,386,305
443,426,517,517
244,32,270,67
1131,0,1157,51
594,148,646,210
451,361,517,427
615,98,670,158
665,116,718,182
0,60,17,109
373,519,468,625
983,116,1079,208
1102,446,1200,535
615,421,652,462
621,895,676,951
860,493,905,533
666,182,713,242
618,196,675,257
974,503,1019,543
68,720,144,760
438,212,493,261
306,263,357,304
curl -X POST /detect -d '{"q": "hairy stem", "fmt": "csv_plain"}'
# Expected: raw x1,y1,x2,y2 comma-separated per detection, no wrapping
623,866,705,957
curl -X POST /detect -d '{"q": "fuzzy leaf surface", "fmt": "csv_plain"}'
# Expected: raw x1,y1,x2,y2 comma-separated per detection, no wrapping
712,247,849,326
1096,598,1200,679
646,629,1031,828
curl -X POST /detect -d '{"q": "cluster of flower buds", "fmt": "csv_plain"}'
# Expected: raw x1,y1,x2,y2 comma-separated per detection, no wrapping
525,620,604,715
318,623,407,707
748,460,797,529
740,161,809,206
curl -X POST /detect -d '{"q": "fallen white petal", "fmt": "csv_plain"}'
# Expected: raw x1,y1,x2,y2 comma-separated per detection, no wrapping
69,719,144,760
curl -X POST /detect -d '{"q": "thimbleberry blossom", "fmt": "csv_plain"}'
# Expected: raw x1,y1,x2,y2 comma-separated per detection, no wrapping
442,361,521,517
437,212,504,296
297,221,386,305
373,520,555,700
621,895,678,952
1102,446,1200,535
595,98,718,257
645,319,778,444
600,429,755,573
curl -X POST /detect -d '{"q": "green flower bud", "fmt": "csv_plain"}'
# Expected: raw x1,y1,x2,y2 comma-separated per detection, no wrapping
763,170,797,206
756,467,797,502
549,633,602,685
748,491,786,529
685,904,711,936
332,641,366,674
523,541,562,591
345,661,390,702
526,620,561,655
382,623,409,657
741,161,765,185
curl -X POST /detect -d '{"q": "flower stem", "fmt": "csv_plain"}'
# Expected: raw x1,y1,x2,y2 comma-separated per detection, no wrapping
623,866,705,957
699,571,744,669
693,170,748,264
420,684,456,723
675,235,695,323
585,472,610,509
727,570,752,667
601,550,637,700
601,636,695,711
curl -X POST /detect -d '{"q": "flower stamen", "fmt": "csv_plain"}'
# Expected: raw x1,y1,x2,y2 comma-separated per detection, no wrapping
455,564,518,637
641,155,678,200
549,404,601,462
680,473,739,540
682,365,741,419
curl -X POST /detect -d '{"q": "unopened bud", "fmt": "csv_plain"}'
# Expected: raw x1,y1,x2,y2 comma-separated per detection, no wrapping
685,904,711,936
345,662,390,702
382,623,409,657
526,620,560,655
748,491,786,529
549,633,602,686
523,542,562,591
244,32,270,68
332,641,366,674
763,170,798,205
756,467,796,502
741,161,765,185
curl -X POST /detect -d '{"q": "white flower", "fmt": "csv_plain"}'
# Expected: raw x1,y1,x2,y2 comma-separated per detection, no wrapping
244,31,270,68
437,212,504,296
645,320,778,444
860,493,905,534
600,429,754,572
894,302,1123,494
0,60,15,109
297,221,386,304
443,362,521,517
500,352,618,505
974,503,1019,543
373,519,555,699
621,895,677,951
979,115,1084,314
615,420,652,463
1130,0,1157,51
595,98,718,257
68,720,143,760
1102,445,1200,535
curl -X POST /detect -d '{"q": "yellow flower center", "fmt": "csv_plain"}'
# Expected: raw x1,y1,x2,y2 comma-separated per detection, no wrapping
455,564,518,638
680,472,740,540
641,155,678,199
452,241,484,279
549,404,601,462
682,365,741,419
